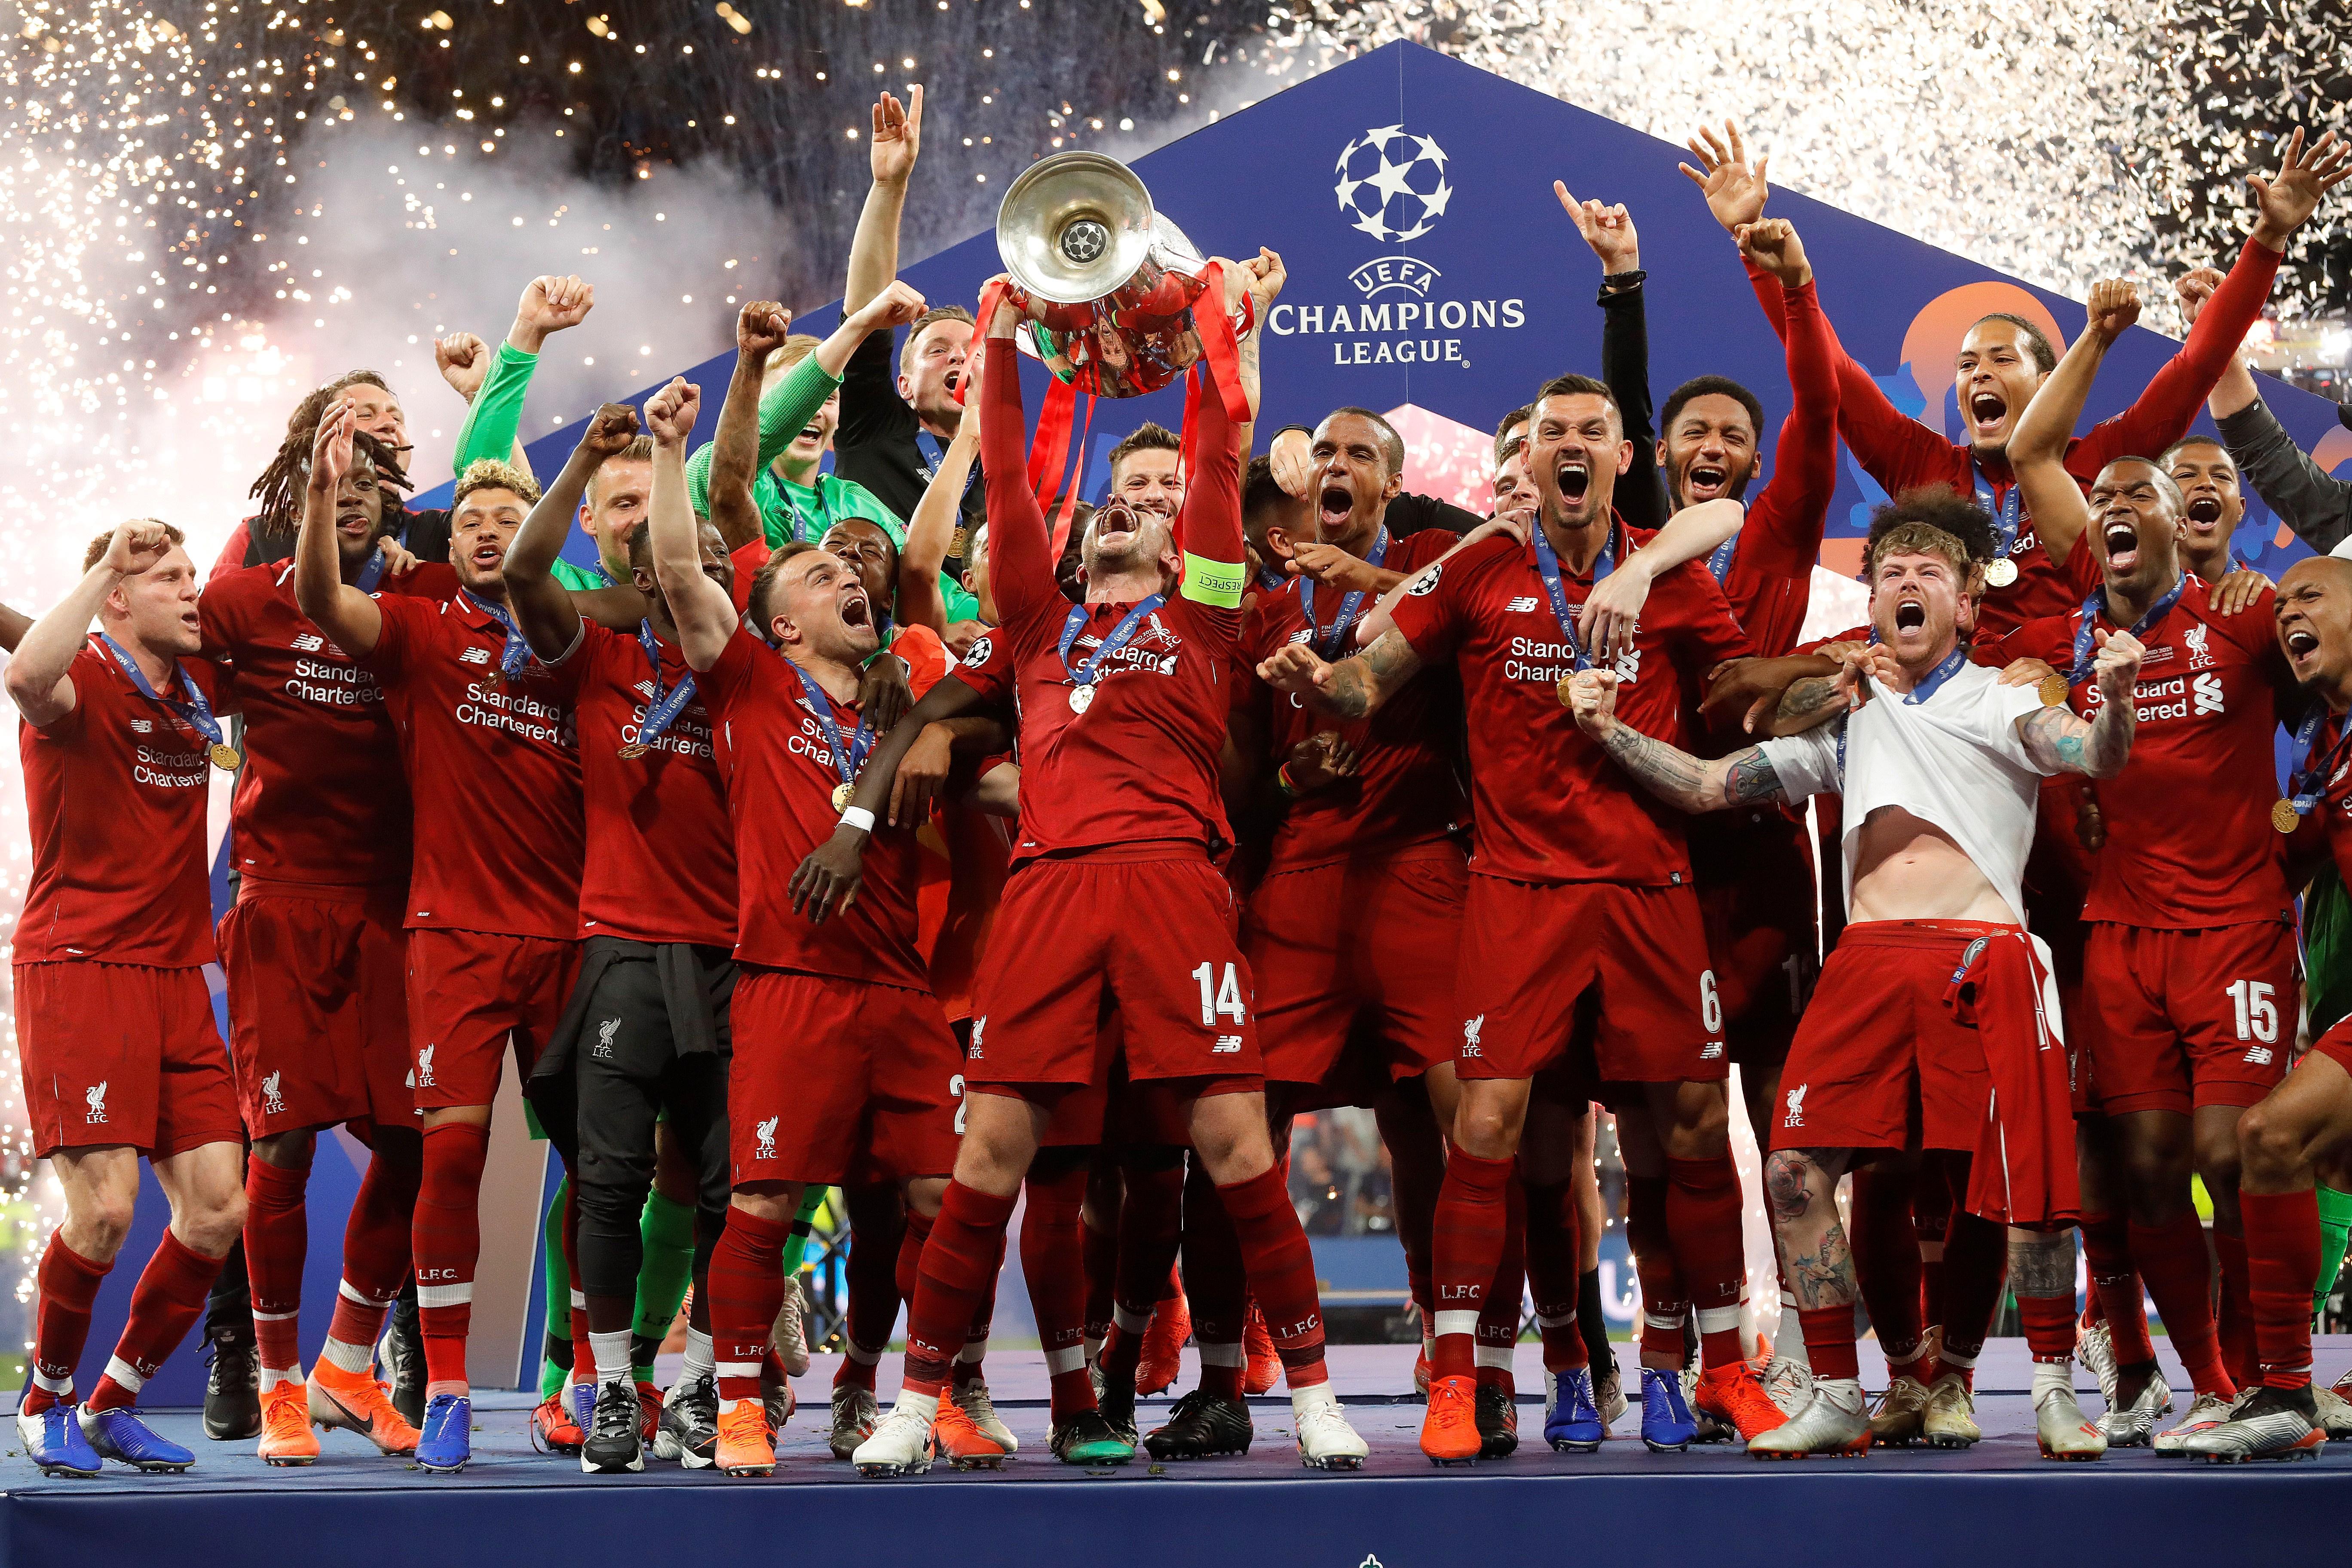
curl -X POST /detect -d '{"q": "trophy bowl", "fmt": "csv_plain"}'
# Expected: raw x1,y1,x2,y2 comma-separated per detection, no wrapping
995,150,1252,400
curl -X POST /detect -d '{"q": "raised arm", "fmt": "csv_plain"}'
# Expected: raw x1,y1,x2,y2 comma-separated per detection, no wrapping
2017,628,2141,777
1737,216,1841,574
979,284,1054,622
1557,182,1662,531
1257,625,1425,721
1567,666,1785,813
4,521,179,726
2010,279,2140,560
703,301,792,549
897,394,979,634
292,399,384,656
508,404,638,660
843,87,922,317
1577,499,1746,661
453,274,595,477
645,378,736,671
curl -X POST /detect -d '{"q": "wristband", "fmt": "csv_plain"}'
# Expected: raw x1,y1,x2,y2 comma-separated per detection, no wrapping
839,806,876,834
1275,765,1299,799
1597,270,1647,302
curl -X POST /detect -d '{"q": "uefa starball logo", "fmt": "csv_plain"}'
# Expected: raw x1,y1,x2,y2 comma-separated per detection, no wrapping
1333,126,1453,245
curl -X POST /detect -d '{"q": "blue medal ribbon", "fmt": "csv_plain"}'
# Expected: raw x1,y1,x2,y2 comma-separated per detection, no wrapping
1706,527,1742,585
1058,594,1168,694
2283,707,2352,822
1528,520,1617,672
780,478,834,546
355,550,386,594
1969,458,2024,567
2064,575,2185,687
1901,644,1971,706
623,622,698,756
461,588,535,680
1298,526,1389,658
915,430,981,504
782,652,875,796
97,633,230,756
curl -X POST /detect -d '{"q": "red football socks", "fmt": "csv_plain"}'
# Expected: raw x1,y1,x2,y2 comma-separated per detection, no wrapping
411,1121,489,1393
2130,1213,2234,1398
243,1151,312,1382
2214,1226,2257,1390
1218,1164,1329,1390
1932,1210,2007,1387
1521,1177,1587,1372
1623,1173,1687,1363
902,1182,1017,1396
1179,1161,1249,1401
1475,1179,1525,1389
1665,1155,1746,1368
1081,1208,1117,1351
708,1206,789,1408
1431,1149,1514,1380
2078,1210,2157,1368
1798,1305,1861,1381
325,1136,420,1360
86,1230,224,1412
891,1208,934,1318
1849,1165,1924,1363
2242,1188,2319,1391
1098,1160,1184,1383
24,1234,110,1414
1020,1165,1099,1417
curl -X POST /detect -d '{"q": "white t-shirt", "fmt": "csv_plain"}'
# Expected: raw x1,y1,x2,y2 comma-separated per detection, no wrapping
1760,660,2061,921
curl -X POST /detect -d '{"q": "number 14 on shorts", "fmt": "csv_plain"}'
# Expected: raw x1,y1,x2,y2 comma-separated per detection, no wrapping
1193,962,1248,1028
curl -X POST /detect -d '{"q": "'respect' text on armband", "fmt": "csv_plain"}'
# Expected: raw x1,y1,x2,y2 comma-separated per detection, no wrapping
1180,552,1246,609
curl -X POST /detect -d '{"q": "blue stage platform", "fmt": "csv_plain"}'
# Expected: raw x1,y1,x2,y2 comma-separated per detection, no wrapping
7,1342,2349,1568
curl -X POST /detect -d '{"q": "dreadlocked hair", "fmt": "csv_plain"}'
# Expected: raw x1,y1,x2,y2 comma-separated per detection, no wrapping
247,372,416,540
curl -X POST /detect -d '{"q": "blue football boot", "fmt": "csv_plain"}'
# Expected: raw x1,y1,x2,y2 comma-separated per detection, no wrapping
79,1404,194,1472
1639,1366,1697,1452
1545,1366,1606,1453
415,1392,472,1474
18,1400,103,1477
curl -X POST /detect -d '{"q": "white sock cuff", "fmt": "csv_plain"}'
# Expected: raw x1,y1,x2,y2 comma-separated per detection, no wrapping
1198,1341,1245,1368
102,1355,147,1394
1112,1304,1151,1335
957,1337,989,1364
1433,1309,1479,1340
1939,1348,1979,1369
1044,1345,1087,1376
716,1360,762,1380
30,1369,73,1394
1474,1345,1514,1370
845,1341,882,1366
1643,1312,1682,1332
320,1335,374,1374
339,1278,397,1308
252,1308,299,1323
1534,1309,1578,1330
416,1281,473,1310
1696,1305,1742,1335
569,1289,587,1310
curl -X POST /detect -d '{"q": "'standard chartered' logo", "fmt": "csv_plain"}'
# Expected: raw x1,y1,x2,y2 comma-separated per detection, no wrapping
1265,125,1524,368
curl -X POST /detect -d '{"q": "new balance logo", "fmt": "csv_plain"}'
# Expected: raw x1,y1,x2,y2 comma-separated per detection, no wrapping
754,1115,778,1161
2193,672,2224,716
1288,628,1313,643
84,1081,107,1124
1212,1035,1243,1054
1700,1041,1724,1060
595,1017,619,1059
292,633,324,652
1784,1084,1808,1128
128,718,152,733
261,1071,284,1115
416,1044,436,1087
1505,595,1540,613
459,646,490,665
633,680,657,701
2244,1045,2274,1066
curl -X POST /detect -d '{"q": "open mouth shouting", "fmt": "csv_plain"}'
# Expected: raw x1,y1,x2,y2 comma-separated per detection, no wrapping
467,538,505,574
1318,482,1354,532
1683,461,1730,504
2185,494,2225,533
1969,389,2009,442
1555,455,1591,509
839,587,873,630
1893,597,1928,635
2101,512,2142,575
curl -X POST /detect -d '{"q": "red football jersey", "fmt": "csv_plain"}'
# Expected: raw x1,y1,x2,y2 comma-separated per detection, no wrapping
360,591,584,940
700,625,941,989
16,640,231,967
545,619,735,948
199,561,455,888
727,538,770,616
1989,575,2297,928
1234,530,1467,872
1387,523,1752,885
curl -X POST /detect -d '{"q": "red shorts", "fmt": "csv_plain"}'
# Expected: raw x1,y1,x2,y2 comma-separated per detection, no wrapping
971,852,1262,1089
1770,921,2015,1154
730,967,962,1186
2079,920,2298,1116
14,961,242,1159
1693,819,1816,1069
975,1016,1250,1148
219,880,410,1136
1242,845,1467,1103
1453,875,1726,1094
405,929,580,1111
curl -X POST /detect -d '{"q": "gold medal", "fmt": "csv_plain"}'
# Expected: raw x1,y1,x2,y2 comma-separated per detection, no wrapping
208,742,241,772
1556,674,1576,707
617,742,649,761
832,782,854,812
2037,674,2069,708
1984,557,2018,589
2275,797,2303,834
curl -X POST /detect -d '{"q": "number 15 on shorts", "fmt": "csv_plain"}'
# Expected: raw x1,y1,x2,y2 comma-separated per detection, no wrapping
2226,979,2277,1043
1193,962,1247,1027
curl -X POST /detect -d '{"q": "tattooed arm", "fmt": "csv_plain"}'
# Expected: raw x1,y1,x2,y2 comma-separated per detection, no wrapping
1565,668,1786,813
2017,627,2139,778
1256,626,1426,721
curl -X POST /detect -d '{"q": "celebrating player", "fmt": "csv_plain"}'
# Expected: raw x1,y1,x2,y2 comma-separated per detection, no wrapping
8,521,248,1477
